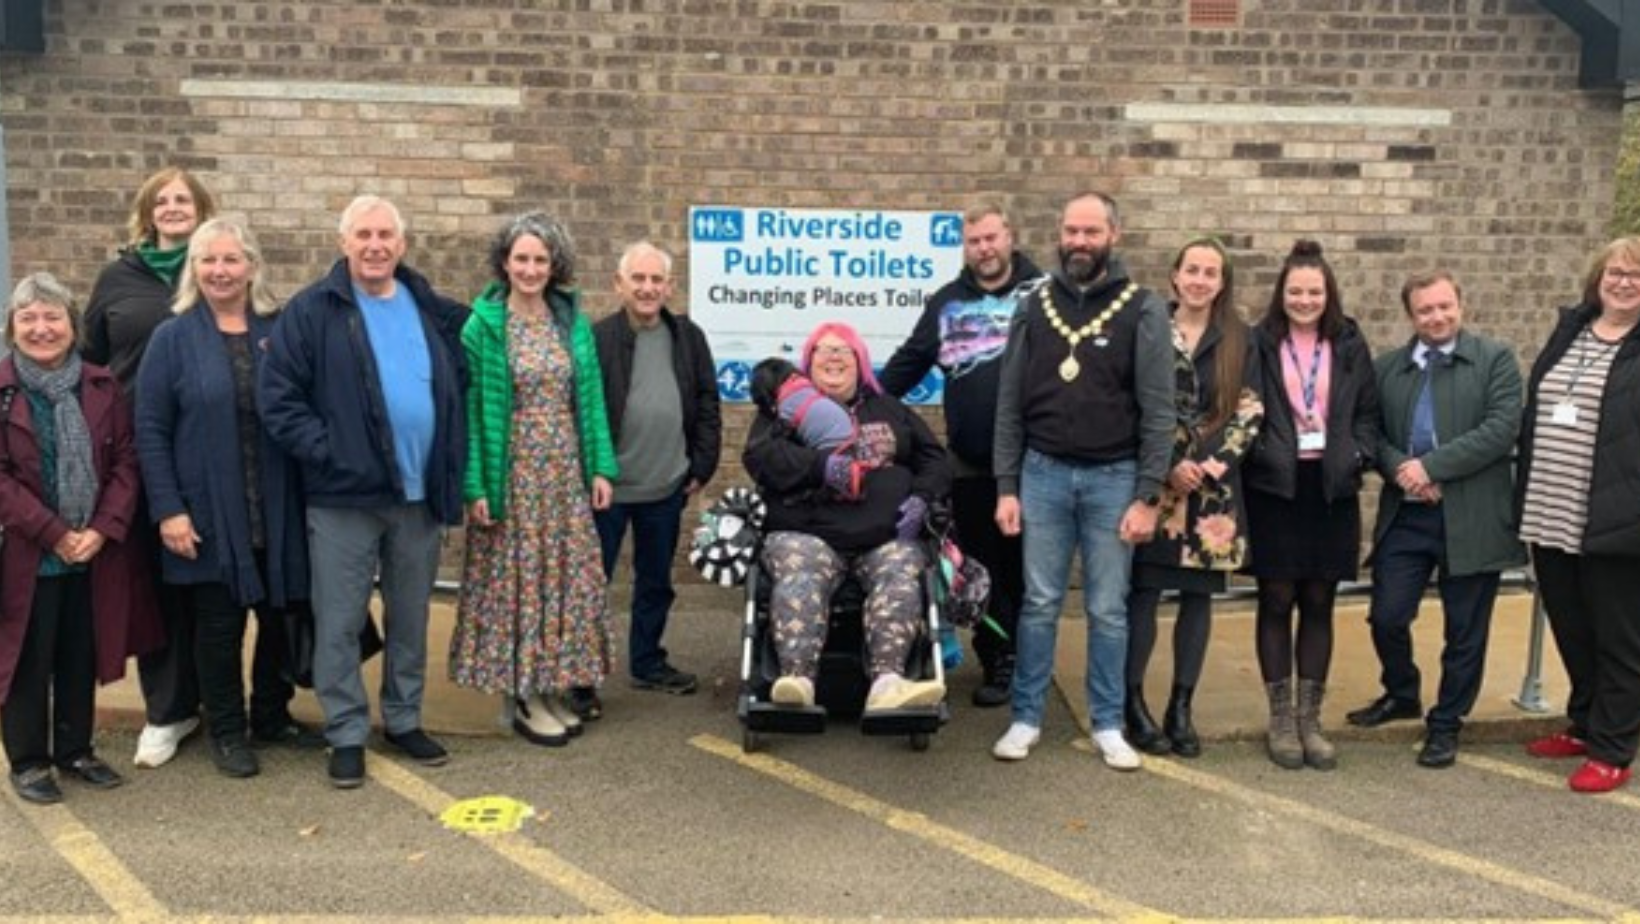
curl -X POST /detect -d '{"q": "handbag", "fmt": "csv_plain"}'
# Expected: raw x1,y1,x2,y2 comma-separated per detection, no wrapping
281,602,386,689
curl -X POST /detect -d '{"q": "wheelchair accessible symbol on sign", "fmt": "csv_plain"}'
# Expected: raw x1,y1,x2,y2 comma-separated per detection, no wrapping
693,208,745,243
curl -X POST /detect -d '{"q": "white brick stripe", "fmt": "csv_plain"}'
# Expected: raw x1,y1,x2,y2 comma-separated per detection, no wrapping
179,79,521,107
1125,102,1452,127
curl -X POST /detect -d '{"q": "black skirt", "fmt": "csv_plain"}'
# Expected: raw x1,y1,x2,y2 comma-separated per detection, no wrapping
1242,460,1360,581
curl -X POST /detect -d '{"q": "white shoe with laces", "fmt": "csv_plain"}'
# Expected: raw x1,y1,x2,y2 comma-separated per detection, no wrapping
133,717,200,769
1093,729,1143,771
992,722,1041,761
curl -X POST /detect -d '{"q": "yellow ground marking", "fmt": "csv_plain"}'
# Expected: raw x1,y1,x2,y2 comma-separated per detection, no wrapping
367,756,654,917
0,915,1629,923
689,733,1173,923
2,792,168,920
1460,753,1640,811
1137,753,1634,920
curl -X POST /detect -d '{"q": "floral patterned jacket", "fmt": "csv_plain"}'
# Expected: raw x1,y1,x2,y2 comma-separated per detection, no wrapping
1137,315,1264,572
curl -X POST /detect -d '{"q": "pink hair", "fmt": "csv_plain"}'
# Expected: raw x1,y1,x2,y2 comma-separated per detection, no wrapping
798,321,882,396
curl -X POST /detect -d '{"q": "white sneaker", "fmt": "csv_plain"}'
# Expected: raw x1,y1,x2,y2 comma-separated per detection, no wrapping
133,717,200,768
770,676,815,707
992,722,1041,761
1093,729,1142,771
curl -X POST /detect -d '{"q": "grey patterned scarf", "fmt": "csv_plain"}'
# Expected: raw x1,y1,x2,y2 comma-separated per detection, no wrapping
13,353,96,528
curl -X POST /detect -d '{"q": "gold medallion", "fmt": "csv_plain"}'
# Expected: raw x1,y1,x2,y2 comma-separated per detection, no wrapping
1060,353,1081,382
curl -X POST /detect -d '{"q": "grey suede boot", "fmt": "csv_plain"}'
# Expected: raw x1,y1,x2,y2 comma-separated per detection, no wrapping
1296,678,1338,771
1264,679,1304,770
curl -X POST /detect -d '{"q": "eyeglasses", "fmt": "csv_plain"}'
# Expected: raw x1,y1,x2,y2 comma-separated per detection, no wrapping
1603,267,1640,284
813,345,855,359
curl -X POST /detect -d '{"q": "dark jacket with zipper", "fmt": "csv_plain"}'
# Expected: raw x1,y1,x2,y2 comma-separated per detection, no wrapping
593,306,722,490
743,389,951,555
136,306,310,607
1244,318,1380,503
83,250,176,400
1515,303,1640,557
257,260,470,525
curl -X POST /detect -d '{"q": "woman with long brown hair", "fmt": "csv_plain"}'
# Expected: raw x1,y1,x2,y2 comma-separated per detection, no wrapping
1124,237,1262,758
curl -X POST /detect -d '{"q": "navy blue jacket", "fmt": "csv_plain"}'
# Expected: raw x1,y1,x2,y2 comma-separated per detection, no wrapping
257,260,470,525
136,307,310,607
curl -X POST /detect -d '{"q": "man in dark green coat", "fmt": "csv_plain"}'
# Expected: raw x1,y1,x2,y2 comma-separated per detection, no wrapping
1346,271,1525,768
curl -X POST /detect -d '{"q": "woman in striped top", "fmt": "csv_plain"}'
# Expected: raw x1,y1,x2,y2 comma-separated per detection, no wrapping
1515,237,1640,794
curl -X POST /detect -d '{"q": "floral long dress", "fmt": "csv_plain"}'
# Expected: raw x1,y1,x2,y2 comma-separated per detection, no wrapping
1135,318,1264,591
450,310,610,696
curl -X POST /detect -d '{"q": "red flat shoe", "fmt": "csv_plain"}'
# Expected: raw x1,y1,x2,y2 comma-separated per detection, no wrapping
1526,731,1588,759
1568,759,1632,793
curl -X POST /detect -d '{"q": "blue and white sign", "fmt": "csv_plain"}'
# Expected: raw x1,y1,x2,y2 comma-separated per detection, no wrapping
689,206,964,404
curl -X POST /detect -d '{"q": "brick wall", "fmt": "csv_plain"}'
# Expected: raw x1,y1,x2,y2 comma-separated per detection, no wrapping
1,0,1622,576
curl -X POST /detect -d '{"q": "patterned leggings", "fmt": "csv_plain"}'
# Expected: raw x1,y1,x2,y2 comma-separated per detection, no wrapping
763,531,926,679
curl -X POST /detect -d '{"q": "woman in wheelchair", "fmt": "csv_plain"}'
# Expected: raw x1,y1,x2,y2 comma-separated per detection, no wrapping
742,322,952,714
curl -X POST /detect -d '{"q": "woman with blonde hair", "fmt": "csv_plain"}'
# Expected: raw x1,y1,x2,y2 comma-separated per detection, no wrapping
134,218,314,778
85,166,219,768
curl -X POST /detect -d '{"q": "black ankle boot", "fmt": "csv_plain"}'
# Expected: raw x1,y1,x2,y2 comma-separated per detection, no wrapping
1164,684,1201,758
1124,685,1170,755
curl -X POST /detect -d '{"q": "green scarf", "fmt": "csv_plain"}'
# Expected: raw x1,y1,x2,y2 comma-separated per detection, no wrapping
136,242,188,287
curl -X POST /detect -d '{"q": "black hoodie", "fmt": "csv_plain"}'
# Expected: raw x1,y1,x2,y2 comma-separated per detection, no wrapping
878,251,1044,471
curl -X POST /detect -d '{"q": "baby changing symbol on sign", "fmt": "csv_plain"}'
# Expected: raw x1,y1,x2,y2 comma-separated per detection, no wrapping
690,205,965,405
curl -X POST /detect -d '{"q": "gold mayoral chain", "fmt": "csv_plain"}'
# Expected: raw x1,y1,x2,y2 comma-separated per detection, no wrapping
1041,282,1139,382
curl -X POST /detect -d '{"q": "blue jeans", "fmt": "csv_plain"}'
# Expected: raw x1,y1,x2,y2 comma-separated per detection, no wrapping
1012,451,1136,732
595,488,687,679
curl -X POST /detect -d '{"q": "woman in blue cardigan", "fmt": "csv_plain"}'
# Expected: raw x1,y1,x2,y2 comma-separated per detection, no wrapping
135,218,313,779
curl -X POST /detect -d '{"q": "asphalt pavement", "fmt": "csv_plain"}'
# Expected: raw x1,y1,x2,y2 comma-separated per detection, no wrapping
6,582,1635,923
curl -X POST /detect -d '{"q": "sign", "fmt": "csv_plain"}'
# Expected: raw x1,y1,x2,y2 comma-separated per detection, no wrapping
689,206,964,403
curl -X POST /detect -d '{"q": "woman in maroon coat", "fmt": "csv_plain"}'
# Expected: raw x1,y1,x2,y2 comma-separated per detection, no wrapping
0,272,160,805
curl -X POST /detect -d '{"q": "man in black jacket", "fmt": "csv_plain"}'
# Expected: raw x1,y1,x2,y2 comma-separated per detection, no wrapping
593,242,721,706
879,203,1042,707
259,196,469,789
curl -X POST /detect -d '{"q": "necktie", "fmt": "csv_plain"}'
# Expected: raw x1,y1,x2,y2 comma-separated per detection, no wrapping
1408,357,1437,457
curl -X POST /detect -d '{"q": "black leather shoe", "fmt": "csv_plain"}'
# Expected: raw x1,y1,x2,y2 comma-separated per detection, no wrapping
568,687,603,721
1345,695,1422,728
251,721,327,750
328,746,365,789
9,766,63,804
60,756,124,790
1123,685,1171,755
1417,731,1460,768
384,728,450,767
210,735,261,779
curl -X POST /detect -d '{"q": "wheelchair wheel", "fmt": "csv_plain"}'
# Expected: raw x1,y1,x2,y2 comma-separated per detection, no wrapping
743,727,762,754
909,732,930,752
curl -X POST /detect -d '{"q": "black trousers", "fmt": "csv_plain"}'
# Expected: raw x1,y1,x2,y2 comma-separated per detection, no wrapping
1366,503,1499,733
950,476,1022,666
187,579,296,741
1532,545,1640,767
2,574,95,774
137,547,200,726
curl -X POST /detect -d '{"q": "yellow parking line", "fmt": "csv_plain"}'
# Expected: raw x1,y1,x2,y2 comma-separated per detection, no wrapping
3,794,168,919
1139,755,1633,919
1459,753,1640,811
689,734,1173,922
367,756,655,918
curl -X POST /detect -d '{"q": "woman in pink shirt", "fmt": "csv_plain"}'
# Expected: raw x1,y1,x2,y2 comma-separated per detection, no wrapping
1242,240,1380,772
